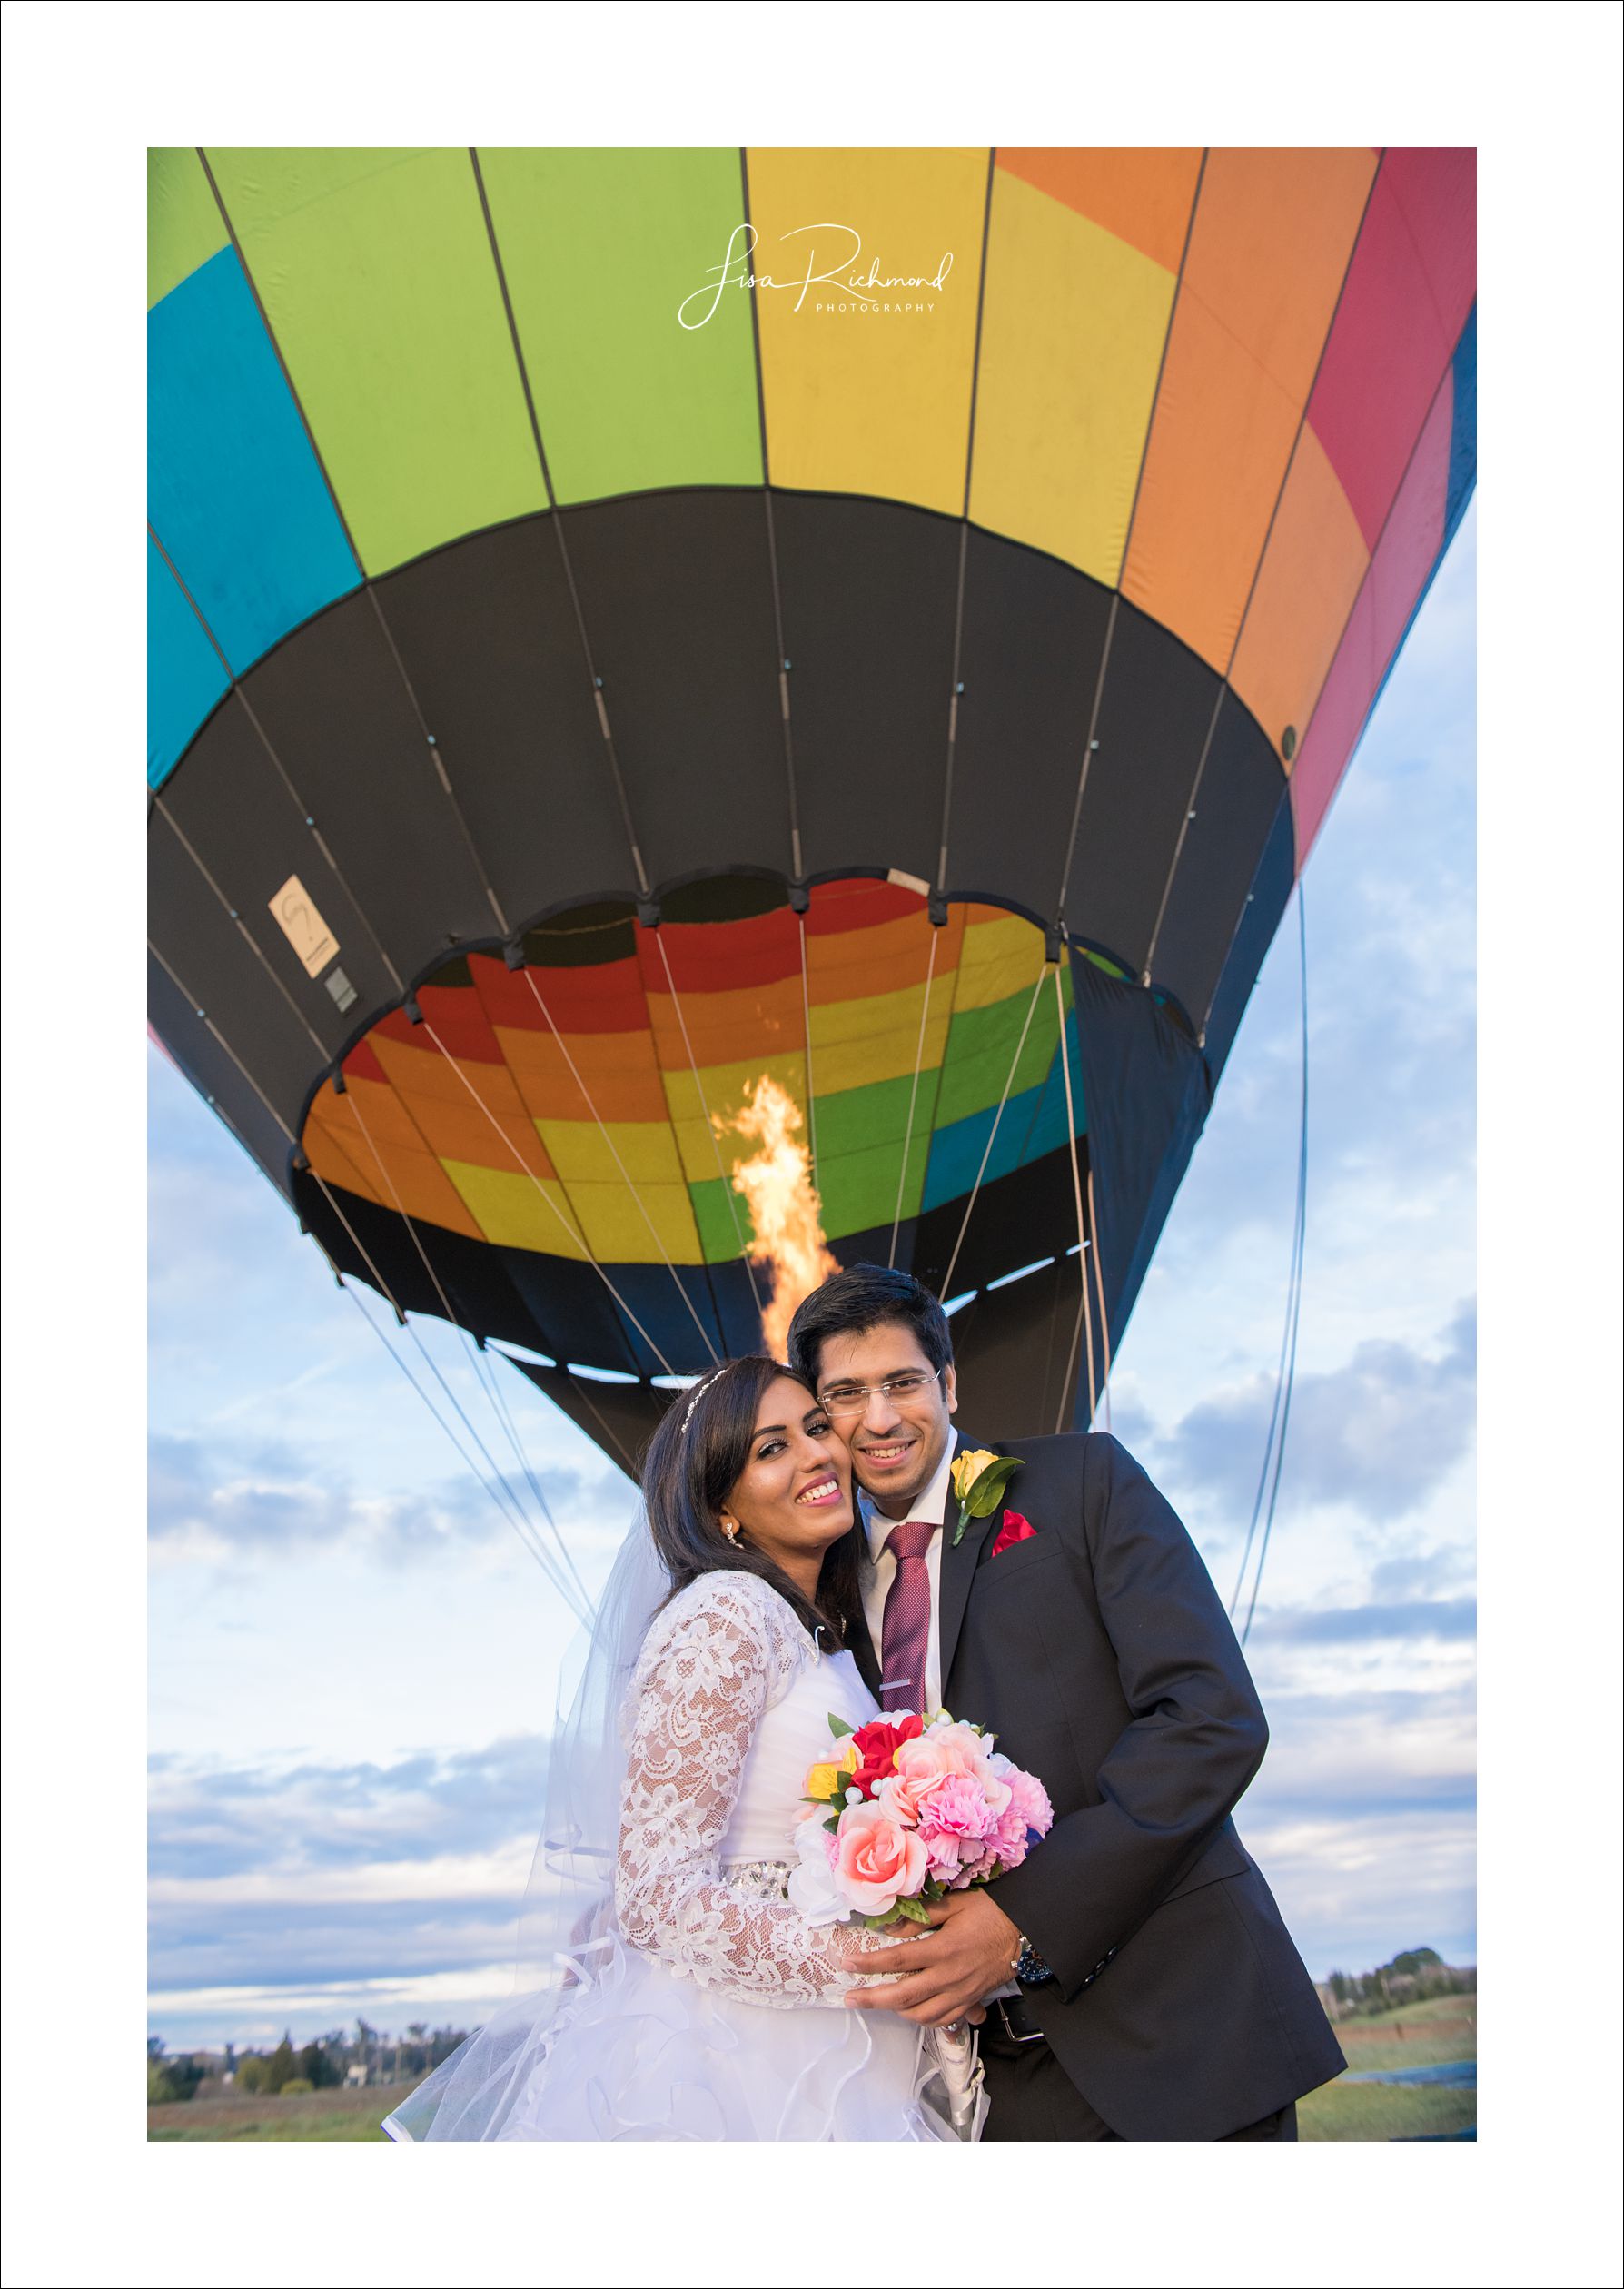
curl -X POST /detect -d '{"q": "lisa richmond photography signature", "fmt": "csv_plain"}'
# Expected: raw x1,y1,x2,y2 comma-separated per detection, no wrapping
678,223,955,327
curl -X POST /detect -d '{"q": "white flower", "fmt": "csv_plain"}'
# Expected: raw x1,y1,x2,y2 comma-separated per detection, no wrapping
786,1818,847,1925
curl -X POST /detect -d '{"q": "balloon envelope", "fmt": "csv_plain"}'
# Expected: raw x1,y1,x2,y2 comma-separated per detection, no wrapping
147,147,1475,1462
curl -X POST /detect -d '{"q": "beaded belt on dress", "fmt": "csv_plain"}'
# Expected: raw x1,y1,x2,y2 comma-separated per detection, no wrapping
722,1858,793,1898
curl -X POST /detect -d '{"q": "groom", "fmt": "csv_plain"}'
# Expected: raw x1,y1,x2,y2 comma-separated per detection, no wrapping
786,1263,1345,2142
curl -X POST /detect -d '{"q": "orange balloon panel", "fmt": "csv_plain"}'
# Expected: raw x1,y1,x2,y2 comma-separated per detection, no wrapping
1123,148,1377,674
1227,422,1371,761
995,147,1202,273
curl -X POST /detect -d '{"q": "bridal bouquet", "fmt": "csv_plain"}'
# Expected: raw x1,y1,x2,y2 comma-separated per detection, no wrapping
788,1710,1054,1927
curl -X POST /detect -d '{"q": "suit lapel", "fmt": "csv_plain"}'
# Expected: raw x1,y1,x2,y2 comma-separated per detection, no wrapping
936,1429,998,1693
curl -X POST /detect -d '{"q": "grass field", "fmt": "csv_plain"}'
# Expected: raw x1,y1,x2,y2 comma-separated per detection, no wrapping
147,2081,419,2142
148,1995,1477,2142
1299,1993,1477,2142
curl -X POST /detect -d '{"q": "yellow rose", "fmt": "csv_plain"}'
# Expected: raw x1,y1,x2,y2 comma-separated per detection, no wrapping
839,1740,861,1775
950,1448,999,1501
804,1763,842,1801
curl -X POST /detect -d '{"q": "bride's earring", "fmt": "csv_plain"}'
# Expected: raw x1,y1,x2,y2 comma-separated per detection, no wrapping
720,1517,742,1545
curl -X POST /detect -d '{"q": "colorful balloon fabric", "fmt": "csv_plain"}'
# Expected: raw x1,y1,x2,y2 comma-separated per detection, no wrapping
147,147,1475,1464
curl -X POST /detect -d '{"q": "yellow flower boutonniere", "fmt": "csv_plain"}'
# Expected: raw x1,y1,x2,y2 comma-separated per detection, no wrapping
949,1447,1025,1546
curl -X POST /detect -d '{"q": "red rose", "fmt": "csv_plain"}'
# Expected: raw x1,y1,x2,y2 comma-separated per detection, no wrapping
848,1713,925,1797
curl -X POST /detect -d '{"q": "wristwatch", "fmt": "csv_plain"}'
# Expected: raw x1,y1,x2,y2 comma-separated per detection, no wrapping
1013,1933,1053,1986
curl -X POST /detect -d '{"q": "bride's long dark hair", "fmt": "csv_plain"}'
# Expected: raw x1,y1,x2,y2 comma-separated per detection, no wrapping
640,1354,866,1648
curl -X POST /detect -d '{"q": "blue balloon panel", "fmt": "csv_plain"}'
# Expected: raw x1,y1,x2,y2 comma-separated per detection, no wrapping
148,246,360,682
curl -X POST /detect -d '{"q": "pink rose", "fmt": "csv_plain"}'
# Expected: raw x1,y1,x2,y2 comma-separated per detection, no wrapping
894,1730,982,1788
886,1729,983,1823
832,1799,928,1916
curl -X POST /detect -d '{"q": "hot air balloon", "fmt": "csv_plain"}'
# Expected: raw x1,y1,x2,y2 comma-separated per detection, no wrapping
147,146,1476,1472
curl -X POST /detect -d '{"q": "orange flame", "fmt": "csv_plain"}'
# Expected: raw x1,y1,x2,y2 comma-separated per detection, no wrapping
713,1075,839,1360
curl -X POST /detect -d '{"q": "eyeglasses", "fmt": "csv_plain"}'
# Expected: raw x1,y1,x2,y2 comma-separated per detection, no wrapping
816,1368,945,1419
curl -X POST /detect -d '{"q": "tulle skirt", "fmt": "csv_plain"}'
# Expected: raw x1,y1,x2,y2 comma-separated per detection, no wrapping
382,1937,977,2143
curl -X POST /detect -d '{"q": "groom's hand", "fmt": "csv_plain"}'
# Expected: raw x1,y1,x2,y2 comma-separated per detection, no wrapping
841,1888,1021,2028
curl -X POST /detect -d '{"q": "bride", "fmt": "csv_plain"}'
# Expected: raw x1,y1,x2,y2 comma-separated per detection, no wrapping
383,1354,982,2142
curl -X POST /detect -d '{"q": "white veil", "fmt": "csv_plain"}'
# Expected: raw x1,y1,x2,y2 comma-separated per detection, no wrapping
381,1507,672,2142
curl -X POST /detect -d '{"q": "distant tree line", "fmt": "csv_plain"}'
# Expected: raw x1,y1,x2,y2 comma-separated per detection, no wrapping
145,2017,471,2104
1317,1946,1476,2020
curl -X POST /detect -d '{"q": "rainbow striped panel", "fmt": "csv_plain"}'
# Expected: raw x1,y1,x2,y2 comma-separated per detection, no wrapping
301,883,1078,1269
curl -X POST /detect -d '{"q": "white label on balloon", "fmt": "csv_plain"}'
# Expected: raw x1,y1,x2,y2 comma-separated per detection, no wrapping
269,874,339,978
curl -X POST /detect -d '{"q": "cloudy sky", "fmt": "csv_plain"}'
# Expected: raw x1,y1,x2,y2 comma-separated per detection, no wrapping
147,506,1477,2053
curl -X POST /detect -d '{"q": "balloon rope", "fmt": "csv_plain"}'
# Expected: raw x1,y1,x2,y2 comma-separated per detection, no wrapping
520,967,721,1365
341,1079,594,1610
1143,161,1381,995
414,1019,675,1376
1086,1165,1114,1436
341,1280,594,1628
887,924,941,1268
1233,885,1310,1643
1053,961,1097,1432
797,914,820,1202
940,960,1051,1304
148,938,590,1607
197,150,515,938
650,930,767,1322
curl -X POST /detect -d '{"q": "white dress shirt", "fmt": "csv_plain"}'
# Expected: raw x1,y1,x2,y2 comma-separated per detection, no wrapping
859,1443,956,1717
860,1441,1022,2000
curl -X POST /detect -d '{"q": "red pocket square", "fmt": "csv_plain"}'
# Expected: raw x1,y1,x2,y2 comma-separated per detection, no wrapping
991,1510,1036,1558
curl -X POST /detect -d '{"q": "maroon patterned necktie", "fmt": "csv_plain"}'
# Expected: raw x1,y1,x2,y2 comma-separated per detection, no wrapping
879,1519,937,1715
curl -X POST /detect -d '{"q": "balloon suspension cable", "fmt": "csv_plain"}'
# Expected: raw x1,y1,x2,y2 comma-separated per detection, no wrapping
649,929,767,1322
1231,884,1310,1645
1086,1164,1114,1436
797,911,820,1204
415,1017,676,1376
887,923,941,1269
520,966,720,1365
151,758,590,1596
940,958,1051,1304
340,1277,594,1630
146,941,592,1614
340,1079,594,1612
304,1162,593,1621
1052,958,1097,1434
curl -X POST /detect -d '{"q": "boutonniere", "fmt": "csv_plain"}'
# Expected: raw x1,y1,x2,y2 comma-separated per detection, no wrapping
948,1447,1025,1547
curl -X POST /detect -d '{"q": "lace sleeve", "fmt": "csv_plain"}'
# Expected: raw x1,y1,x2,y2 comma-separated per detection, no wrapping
613,1577,890,2008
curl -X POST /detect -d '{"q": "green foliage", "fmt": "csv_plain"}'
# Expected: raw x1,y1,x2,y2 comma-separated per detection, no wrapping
147,2054,203,2105
234,2055,267,2093
279,2077,314,2096
298,2041,342,2090
1388,1947,1444,1979
1323,1949,1475,2018
262,2036,299,2094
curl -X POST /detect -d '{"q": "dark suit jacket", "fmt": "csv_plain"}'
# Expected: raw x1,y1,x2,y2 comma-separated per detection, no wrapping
848,1428,1345,2140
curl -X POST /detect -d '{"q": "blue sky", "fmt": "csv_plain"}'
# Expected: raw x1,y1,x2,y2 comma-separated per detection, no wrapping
146,506,1477,2052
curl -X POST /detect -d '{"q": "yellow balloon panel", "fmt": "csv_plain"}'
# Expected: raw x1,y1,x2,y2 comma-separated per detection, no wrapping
970,167,1176,586
748,147,987,512
440,1163,589,1259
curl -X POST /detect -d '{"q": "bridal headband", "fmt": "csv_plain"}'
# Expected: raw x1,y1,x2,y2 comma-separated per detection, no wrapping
679,1366,731,1434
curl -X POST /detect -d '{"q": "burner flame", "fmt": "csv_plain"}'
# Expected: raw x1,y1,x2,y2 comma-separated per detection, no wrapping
713,1075,838,1359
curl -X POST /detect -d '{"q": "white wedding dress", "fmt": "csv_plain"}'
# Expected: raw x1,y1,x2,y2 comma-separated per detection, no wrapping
384,1571,970,2141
